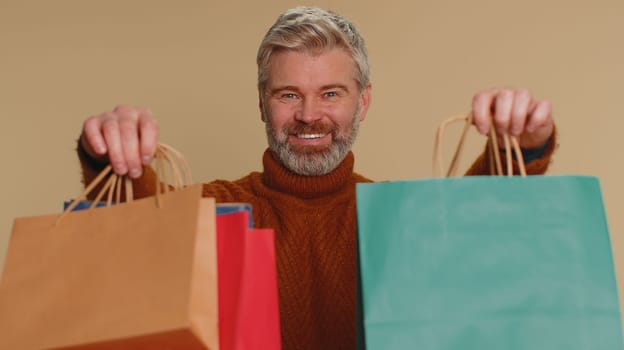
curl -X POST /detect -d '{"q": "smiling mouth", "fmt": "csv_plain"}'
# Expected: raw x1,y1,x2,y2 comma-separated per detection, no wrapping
296,133,327,139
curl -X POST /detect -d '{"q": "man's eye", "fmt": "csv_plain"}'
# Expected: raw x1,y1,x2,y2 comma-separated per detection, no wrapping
281,93,298,99
324,91,338,98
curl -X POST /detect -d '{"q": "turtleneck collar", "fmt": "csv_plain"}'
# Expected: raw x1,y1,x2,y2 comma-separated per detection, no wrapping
261,149,355,199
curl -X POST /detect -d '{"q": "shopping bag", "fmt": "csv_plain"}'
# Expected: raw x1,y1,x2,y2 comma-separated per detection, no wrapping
0,145,220,349
356,115,624,349
216,203,253,228
59,198,264,349
64,201,253,228
217,210,281,350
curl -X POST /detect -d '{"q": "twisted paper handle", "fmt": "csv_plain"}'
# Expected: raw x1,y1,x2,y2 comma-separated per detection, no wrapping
61,143,192,220
433,113,527,178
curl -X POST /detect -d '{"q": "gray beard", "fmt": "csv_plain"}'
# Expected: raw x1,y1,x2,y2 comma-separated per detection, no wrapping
264,109,361,176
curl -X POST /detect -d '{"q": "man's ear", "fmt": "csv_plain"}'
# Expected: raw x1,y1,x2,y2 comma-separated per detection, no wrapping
358,83,372,122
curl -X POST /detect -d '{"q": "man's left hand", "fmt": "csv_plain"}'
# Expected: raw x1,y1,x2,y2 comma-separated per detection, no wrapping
472,88,554,149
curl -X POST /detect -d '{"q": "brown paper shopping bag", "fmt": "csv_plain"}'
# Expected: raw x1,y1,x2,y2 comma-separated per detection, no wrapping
0,145,219,349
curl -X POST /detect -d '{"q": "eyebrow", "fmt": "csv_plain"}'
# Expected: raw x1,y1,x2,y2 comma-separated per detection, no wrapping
268,86,300,96
321,84,350,93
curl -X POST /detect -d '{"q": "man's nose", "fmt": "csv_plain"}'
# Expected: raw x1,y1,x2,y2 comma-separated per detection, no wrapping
294,98,322,123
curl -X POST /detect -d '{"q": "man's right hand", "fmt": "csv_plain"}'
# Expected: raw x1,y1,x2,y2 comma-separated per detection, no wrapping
80,105,159,178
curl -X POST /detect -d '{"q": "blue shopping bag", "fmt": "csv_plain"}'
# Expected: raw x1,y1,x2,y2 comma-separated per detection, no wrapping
65,200,253,227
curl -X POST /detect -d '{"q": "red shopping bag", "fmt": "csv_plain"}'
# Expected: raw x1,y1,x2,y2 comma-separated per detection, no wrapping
217,211,281,350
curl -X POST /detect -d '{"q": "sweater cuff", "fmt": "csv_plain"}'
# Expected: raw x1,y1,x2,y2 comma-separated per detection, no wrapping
514,137,553,164
76,138,109,174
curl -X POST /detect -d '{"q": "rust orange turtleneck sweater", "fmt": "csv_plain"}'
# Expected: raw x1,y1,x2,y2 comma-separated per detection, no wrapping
78,137,556,350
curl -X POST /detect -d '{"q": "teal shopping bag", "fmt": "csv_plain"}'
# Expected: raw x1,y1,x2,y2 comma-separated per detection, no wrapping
356,175,623,349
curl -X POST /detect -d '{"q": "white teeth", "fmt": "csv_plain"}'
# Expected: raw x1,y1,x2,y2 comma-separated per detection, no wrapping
297,133,326,139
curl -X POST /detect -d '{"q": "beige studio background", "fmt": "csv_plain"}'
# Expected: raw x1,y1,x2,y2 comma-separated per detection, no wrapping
1,0,623,304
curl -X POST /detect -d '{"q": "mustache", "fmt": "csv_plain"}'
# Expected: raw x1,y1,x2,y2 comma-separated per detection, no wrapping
285,121,337,135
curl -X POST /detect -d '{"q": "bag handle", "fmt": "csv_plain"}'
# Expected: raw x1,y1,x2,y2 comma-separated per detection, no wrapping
433,113,527,178
62,143,192,217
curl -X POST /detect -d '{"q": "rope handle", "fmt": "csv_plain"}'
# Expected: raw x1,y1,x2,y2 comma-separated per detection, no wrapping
61,143,192,219
433,113,527,178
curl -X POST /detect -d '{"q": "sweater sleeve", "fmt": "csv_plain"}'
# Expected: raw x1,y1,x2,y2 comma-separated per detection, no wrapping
77,139,159,201
464,128,558,176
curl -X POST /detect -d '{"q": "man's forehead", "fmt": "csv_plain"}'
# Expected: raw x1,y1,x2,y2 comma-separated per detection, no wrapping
266,49,358,89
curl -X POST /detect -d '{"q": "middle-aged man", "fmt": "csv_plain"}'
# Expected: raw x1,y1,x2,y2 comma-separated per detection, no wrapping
77,6,556,349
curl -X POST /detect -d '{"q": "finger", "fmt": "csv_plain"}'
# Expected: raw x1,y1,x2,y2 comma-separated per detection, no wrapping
101,115,128,175
510,89,531,136
471,89,498,135
82,116,107,157
111,105,146,177
494,90,513,134
119,115,143,178
137,109,159,166
526,100,552,133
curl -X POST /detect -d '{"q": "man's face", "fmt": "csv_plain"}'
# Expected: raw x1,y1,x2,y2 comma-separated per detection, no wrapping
261,48,371,176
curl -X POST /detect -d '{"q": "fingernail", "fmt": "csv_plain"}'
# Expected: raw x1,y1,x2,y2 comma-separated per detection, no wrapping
96,143,106,154
142,156,152,165
114,164,128,175
129,168,142,178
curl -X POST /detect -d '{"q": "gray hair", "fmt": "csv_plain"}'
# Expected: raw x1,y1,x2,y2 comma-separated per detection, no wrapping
256,7,370,95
